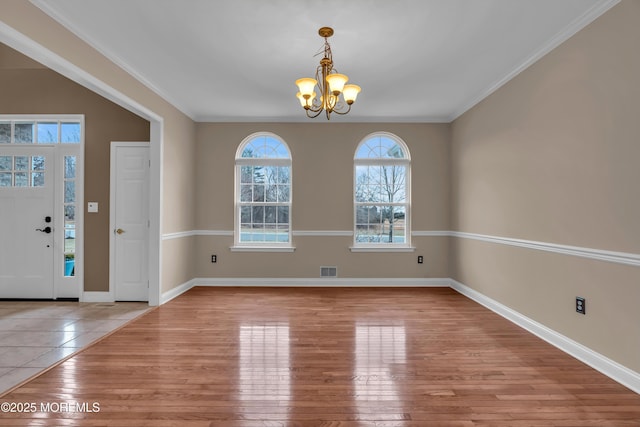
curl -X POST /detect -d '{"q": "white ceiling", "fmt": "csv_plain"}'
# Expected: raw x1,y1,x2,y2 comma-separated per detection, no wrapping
33,0,615,123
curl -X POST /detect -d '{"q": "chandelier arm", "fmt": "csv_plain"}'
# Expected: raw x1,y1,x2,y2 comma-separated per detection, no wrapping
307,95,323,113
305,108,324,119
332,103,352,115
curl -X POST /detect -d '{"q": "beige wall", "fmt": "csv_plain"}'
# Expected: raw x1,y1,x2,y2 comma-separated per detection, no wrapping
451,1,640,371
0,44,150,292
195,122,450,278
0,1,197,296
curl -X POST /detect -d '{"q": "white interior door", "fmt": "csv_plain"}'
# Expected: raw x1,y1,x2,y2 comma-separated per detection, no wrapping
0,147,54,298
111,143,149,301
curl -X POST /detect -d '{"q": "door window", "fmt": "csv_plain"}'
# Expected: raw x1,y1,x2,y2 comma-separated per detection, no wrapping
0,155,46,188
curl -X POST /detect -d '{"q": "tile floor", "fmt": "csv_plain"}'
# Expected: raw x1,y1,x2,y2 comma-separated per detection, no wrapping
0,300,150,395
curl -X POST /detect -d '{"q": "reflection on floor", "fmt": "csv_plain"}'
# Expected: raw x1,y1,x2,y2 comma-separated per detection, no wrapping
0,300,150,395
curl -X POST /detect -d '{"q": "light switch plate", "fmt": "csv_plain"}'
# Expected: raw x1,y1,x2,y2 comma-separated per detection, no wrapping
87,202,99,213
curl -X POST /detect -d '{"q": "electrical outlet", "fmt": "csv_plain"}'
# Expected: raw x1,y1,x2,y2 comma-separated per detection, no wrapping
417,256,424,264
576,297,585,315
211,254,217,263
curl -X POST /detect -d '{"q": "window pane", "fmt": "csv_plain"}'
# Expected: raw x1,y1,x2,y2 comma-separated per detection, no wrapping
240,166,253,183
265,184,277,202
0,123,10,143
64,205,76,221
381,165,406,202
253,184,265,202
0,173,11,187
356,205,378,227
61,122,81,143
64,254,75,277
64,226,75,277
32,156,45,171
385,206,406,243
369,165,382,186
242,224,270,242
355,205,382,243
64,156,76,178
241,147,258,158
277,185,290,203
252,166,265,183
31,172,45,187
241,136,289,159
355,227,376,243
356,136,406,159
264,206,276,224
275,229,289,243
14,156,28,171
277,166,290,183
240,206,251,223
264,166,277,184
277,206,289,224
0,156,10,171
14,123,34,144
64,181,76,203
252,206,264,224
240,224,254,242
37,122,58,143
240,184,252,202
14,172,28,187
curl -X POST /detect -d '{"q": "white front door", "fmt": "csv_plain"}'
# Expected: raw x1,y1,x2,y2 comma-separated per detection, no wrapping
0,147,54,298
111,143,149,301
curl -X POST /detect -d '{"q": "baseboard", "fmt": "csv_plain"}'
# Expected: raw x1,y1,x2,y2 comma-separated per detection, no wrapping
159,277,448,304
194,277,450,288
160,279,196,304
450,279,640,394
80,291,114,303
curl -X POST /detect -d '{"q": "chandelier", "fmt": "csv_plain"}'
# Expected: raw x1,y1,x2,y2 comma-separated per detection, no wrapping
295,27,361,120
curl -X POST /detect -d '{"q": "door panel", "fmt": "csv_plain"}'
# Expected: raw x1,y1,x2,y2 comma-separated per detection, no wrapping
0,147,54,298
112,144,149,301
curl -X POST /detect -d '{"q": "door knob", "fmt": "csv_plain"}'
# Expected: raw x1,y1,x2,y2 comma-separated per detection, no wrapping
36,226,52,234
115,228,125,235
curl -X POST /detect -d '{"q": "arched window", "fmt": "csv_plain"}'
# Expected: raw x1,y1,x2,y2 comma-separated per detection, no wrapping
235,133,292,247
354,132,410,247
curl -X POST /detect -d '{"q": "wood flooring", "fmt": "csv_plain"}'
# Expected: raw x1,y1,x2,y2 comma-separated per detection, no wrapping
1,286,639,426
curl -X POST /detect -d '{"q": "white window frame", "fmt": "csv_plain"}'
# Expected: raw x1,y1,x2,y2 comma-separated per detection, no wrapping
0,114,84,297
352,132,413,252
232,132,294,252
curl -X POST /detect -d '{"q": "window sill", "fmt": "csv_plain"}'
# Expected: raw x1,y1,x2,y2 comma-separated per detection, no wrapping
349,246,416,253
230,246,296,253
